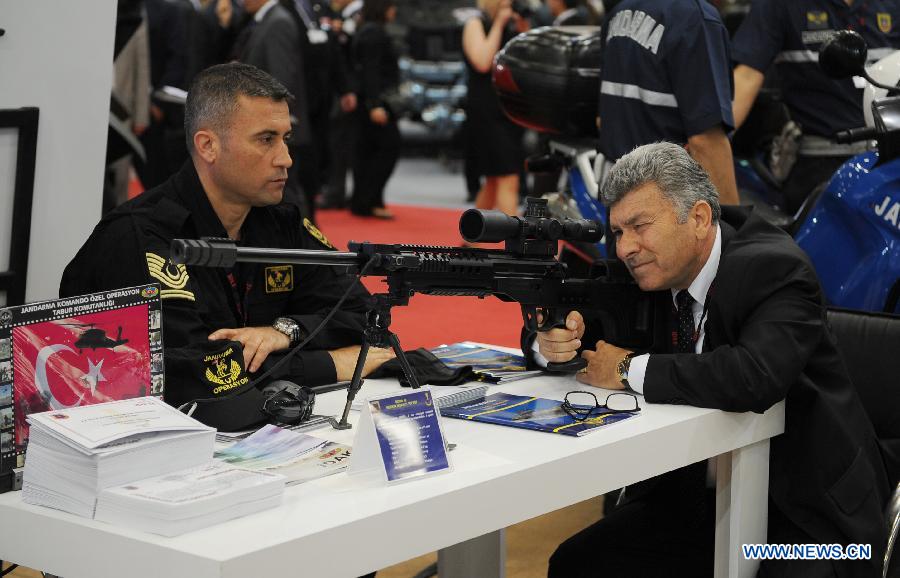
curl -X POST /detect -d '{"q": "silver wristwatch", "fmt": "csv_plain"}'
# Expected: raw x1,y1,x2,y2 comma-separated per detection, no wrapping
272,317,302,346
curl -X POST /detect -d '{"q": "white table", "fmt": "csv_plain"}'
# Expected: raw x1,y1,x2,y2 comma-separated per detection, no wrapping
0,374,783,578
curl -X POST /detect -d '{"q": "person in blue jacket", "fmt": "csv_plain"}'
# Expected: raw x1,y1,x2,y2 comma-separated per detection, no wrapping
597,0,739,205
732,0,900,213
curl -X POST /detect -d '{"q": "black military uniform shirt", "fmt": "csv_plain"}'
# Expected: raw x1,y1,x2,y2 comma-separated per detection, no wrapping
60,161,370,407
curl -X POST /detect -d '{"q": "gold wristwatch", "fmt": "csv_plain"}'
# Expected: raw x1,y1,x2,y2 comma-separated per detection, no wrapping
616,352,636,390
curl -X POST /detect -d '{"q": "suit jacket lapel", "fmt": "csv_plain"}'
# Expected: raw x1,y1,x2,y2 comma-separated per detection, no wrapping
701,216,739,352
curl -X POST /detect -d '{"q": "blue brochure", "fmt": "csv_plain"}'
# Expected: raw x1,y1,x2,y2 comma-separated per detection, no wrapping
440,392,639,437
369,389,451,482
430,342,541,383
431,342,528,371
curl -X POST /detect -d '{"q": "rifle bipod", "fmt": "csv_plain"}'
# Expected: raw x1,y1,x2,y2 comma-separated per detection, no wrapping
333,294,420,430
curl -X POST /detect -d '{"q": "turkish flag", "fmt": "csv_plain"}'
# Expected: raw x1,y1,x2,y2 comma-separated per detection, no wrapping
12,305,152,446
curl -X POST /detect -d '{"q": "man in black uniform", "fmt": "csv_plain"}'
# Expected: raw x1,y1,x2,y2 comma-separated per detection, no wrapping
60,63,393,410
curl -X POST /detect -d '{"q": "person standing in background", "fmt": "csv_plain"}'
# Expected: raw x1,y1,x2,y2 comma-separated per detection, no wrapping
350,0,400,219
238,0,316,219
282,0,358,214
319,0,362,210
107,0,151,212
462,0,529,217
596,0,739,205
732,0,900,214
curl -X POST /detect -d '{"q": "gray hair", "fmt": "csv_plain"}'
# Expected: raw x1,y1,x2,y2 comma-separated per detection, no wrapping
184,62,293,153
600,142,721,224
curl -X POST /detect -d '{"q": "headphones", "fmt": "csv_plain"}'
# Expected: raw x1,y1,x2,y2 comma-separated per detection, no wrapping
259,380,317,425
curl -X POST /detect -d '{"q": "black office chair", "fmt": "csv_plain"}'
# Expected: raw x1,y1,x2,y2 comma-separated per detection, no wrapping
826,307,900,578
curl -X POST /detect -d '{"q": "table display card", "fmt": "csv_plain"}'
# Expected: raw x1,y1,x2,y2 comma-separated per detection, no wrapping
349,388,452,483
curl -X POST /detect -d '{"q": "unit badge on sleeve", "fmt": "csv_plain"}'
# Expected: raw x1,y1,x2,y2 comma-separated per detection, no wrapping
303,218,335,249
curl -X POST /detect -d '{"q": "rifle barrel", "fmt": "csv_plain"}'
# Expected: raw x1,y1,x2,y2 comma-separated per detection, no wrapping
171,238,359,268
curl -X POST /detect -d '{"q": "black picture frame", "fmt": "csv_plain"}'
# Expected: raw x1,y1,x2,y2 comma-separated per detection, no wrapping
0,107,39,307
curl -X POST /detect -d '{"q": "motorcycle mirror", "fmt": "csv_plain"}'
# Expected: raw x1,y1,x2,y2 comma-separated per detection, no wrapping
819,30,868,79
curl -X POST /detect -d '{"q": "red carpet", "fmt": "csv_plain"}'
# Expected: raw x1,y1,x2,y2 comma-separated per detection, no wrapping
317,206,523,349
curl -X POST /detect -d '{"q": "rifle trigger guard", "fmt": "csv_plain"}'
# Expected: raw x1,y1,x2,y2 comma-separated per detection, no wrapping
536,307,567,332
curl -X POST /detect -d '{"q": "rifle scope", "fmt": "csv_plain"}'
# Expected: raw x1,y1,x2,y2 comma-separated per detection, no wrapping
459,197,603,244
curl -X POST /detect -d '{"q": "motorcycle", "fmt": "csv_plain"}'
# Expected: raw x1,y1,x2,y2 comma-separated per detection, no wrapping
794,31,900,313
494,26,899,313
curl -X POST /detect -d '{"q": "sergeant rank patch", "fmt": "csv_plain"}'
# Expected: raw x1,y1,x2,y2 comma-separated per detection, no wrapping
265,265,294,293
146,252,195,301
303,218,335,249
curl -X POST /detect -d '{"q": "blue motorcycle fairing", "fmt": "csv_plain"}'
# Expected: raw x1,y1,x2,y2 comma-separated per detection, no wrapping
794,151,900,312
568,166,608,257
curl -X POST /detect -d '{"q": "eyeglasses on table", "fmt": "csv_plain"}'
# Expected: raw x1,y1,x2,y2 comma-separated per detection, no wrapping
561,391,640,421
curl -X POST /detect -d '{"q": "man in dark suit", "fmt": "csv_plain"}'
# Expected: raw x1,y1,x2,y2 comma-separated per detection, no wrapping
280,0,357,210
238,0,314,217
536,142,889,577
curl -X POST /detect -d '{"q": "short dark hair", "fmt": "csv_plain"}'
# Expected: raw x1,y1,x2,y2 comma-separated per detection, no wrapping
361,0,395,23
184,62,293,153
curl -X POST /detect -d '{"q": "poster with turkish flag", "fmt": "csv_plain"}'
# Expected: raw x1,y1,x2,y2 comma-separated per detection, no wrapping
0,284,163,491
12,306,153,443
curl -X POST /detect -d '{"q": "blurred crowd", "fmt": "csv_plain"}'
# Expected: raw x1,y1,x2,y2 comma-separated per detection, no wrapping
106,0,878,226
104,0,607,220
106,0,385,220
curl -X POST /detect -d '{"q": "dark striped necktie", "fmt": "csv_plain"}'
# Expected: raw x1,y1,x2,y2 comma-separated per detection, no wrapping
675,289,695,353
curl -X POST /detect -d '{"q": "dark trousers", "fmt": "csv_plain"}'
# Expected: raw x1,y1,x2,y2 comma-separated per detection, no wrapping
548,463,715,578
548,463,841,578
351,114,400,215
285,142,318,222
323,107,358,206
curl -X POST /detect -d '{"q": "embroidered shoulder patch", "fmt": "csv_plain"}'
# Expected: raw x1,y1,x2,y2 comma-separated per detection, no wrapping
303,218,335,249
146,252,195,300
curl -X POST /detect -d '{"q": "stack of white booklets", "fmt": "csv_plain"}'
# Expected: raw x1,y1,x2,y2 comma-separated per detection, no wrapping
94,460,284,537
23,396,215,511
